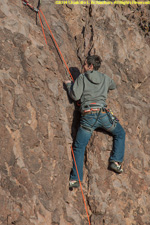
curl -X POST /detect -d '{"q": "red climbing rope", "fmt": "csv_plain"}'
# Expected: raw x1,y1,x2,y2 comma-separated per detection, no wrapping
38,11,47,45
71,146,91,225
23,2,91,224
39,9,74,82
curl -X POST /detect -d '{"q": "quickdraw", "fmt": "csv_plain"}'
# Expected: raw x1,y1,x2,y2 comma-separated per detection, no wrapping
23,0,41,12
105,108,119,123
23,0,42,26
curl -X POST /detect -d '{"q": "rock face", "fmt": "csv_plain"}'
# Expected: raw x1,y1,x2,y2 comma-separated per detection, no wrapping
0,1,150,224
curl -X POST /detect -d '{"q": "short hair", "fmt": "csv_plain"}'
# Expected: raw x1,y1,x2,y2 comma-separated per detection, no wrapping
86,55,102,70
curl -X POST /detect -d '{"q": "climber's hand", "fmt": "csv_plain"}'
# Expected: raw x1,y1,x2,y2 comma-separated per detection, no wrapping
64,80,71,85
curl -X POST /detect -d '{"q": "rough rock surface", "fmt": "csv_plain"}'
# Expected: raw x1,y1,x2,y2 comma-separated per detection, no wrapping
0,1,150,225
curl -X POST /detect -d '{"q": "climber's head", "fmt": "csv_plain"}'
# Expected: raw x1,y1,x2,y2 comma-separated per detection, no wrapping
83,55,102,72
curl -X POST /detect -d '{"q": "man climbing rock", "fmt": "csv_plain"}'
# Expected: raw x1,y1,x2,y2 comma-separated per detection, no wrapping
64,55,125,188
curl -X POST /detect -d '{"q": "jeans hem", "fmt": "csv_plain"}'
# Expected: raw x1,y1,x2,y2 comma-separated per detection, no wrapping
109,160,123,163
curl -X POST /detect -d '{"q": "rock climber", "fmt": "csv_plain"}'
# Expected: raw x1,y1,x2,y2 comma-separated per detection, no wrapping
64,55,125,188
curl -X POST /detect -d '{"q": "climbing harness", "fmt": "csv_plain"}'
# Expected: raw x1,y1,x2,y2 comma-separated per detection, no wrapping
22,1,91,225
81,106,119,133
82,103,106,113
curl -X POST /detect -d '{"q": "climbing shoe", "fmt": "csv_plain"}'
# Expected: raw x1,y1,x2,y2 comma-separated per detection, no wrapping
109,162,123,174
69,180,79,188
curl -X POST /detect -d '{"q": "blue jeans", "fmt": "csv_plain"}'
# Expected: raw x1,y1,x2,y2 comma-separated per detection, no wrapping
70,111,125,181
